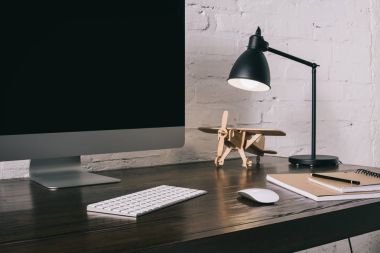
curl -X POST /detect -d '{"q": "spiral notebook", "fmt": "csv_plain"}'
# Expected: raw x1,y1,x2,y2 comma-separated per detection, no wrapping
308,169,380,193
267,171,380,202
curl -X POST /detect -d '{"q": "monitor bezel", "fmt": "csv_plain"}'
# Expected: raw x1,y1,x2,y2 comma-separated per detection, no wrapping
0,127,184,161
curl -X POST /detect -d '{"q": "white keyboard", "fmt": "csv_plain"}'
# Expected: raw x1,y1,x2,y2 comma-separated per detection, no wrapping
87,185,207,217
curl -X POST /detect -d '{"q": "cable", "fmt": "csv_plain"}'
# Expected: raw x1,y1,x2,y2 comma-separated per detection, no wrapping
340,161,353,253
348,237,353,253
337,161,354,253
340,160,354,253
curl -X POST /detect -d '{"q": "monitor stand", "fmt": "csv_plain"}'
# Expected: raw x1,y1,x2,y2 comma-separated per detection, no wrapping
30,156,120,190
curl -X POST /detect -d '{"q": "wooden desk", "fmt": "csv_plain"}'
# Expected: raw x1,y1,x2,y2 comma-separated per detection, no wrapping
1,156,380,253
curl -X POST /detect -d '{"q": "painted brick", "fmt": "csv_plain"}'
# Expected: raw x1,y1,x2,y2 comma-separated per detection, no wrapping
317,101,352,121
186,103,240,128
236,102,273,125
304,81,344,102
186,4,210,31
263,101,310,123
186,33,236,56
215,12,241,33
317,121,372,166
0,160,29,179
286,39,332,81
330,42,371,83
237,12,271,36
374,120,380,166
268,79,306,101
187,54,233,79
343,83,372,101
195,77,252,104
187,0,238,12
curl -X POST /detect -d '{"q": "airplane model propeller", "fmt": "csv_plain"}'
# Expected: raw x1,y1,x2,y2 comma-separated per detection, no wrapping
199,111,286,168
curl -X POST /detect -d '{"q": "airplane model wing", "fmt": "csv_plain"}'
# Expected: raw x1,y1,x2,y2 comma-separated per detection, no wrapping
198,127,285,136
198,127,219,134
246,145,277,155
239,129,286,136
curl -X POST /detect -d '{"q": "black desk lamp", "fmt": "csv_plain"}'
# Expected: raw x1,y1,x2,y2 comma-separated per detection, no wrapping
228,27,339,167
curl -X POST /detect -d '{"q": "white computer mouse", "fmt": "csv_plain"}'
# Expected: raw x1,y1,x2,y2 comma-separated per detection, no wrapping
238,188,279,204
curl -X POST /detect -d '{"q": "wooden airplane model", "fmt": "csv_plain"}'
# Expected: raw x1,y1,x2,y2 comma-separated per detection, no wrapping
199,111,286,168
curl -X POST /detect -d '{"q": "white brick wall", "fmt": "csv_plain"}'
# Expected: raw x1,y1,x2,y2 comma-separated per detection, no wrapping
1,0,380,251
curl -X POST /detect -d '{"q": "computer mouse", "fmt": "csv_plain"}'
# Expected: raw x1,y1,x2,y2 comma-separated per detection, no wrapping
238,188,279,204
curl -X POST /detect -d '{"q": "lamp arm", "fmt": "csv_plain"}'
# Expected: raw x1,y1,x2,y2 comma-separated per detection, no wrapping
268,46,317,158
267,47,318,68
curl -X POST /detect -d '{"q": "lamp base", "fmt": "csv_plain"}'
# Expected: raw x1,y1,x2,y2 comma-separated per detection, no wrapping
289,155,339,167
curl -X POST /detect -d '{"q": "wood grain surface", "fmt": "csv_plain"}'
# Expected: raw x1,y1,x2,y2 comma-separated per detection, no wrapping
1,156,380,253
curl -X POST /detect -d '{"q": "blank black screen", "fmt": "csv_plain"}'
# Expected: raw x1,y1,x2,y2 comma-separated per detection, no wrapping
1,1,184,135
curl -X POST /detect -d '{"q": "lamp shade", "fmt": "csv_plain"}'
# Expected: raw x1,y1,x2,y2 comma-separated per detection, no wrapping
228,49,271,92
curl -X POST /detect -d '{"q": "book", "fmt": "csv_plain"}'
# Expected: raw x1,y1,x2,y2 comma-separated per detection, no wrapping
308,169,380,193
266,173,380,201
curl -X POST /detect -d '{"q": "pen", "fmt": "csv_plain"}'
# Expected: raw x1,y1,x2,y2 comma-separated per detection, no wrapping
311,173,361,185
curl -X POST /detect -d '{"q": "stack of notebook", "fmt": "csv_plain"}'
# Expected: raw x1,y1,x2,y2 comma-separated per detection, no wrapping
267,169,380,201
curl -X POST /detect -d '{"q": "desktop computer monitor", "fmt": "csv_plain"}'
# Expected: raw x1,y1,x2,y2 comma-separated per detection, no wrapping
0,1,185,189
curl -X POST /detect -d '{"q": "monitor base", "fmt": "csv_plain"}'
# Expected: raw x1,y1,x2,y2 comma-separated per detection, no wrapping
30,156,120,190
289,154,339,167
